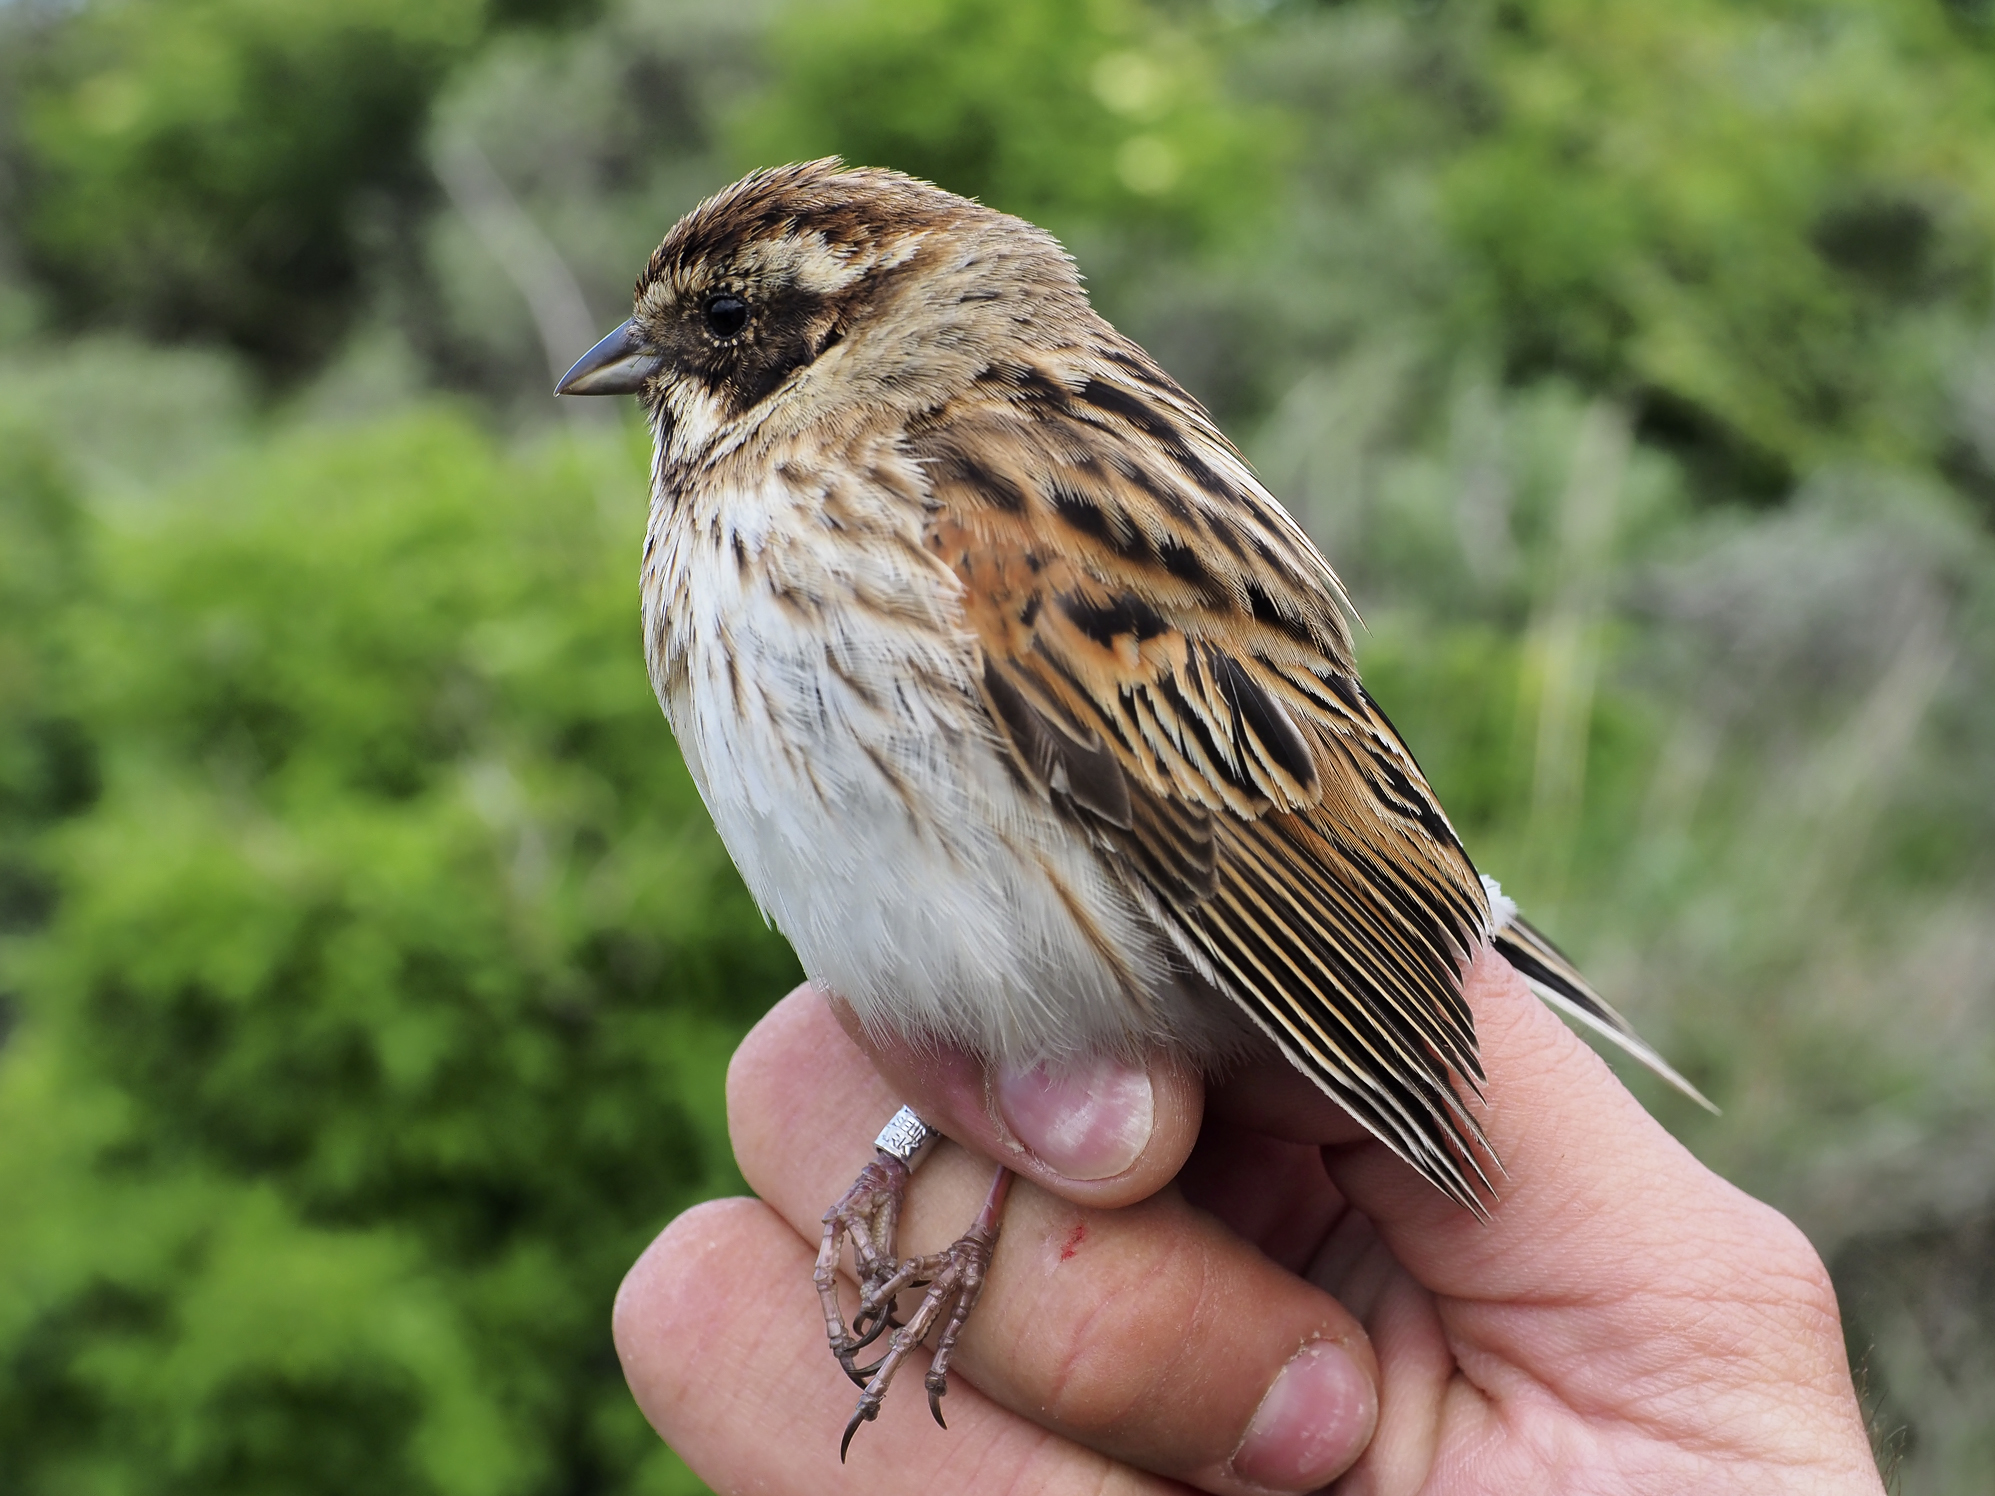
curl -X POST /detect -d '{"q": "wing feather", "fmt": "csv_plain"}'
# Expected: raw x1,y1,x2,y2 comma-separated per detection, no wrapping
919,336,1709,1199
919,338,1506,1204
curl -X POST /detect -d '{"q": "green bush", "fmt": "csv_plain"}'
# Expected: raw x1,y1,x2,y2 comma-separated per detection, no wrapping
6,0,565,377
3,0,1995,1488
1439,0,1995,495
732,0,1280,251
0,408,796,1493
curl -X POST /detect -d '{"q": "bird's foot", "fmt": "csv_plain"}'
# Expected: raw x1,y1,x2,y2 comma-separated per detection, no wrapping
815,1107,1012,1459
816,1151,914,1374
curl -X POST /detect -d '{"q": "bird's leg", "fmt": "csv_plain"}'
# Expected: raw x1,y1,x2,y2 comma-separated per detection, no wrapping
816,1106,935,1374
919,1166,1010,1425
816,1163,907,1370
816,1105,1013,1459
838,1164,1011,1458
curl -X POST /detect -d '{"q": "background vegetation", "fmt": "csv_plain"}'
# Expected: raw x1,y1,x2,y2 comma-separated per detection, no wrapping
2,0,1992,1489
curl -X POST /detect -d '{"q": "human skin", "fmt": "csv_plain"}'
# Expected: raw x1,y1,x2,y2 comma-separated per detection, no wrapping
614,950,1886,1494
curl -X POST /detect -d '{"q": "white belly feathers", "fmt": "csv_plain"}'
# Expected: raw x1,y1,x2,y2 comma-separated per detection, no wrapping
642,444,1190,1068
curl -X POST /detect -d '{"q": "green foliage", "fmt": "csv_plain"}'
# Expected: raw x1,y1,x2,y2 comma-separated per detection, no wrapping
1441,0,1995,494
10,0,521,377
0,408,796,1492
0,421,89,947
733,0,1280,249
3,0,1995,1489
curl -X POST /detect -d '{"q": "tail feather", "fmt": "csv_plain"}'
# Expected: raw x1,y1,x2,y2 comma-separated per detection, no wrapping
1492,915,1719,1115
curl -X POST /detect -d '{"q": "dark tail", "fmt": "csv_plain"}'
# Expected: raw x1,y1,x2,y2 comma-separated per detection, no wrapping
1494,916,1719,1114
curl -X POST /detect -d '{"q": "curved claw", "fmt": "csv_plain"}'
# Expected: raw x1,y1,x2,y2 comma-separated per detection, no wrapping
927,1372,948,1429
847,1311,891,1352
843,1359,877,1389
839,1404,873,1463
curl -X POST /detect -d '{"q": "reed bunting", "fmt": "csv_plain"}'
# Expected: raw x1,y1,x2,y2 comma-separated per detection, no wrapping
557,159,1710,1454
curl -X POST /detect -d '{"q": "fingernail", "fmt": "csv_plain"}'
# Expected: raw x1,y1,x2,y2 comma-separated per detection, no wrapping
994,1056,1153,1181
1231,1340,1377,1491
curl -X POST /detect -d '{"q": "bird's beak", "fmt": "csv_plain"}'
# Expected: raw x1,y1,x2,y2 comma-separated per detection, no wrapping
555,319,664,396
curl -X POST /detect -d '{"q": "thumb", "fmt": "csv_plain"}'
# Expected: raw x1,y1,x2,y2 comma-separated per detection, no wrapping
826,992,1206,1210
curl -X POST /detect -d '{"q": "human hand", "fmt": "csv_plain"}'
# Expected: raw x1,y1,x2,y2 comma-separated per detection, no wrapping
614,949,1885,1494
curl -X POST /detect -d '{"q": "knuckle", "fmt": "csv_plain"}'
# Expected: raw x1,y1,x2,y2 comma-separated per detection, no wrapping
722,989,807,1126
1748,1204,1837,1307
1710,1198,1848,1369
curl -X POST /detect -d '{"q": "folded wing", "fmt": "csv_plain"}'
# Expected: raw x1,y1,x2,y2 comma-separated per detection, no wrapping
916,338,1711,1207
915,342,1501,1206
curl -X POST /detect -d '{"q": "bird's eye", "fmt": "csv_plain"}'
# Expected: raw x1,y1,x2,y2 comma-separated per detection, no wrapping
704,294,748,338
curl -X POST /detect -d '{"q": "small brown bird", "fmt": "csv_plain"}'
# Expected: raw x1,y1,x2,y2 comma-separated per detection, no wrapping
557,159,1709,1454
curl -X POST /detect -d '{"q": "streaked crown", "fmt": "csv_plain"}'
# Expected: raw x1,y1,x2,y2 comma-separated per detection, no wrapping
623,160,1094,447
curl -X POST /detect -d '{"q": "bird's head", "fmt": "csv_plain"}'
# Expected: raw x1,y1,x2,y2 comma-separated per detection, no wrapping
555,159,1089,462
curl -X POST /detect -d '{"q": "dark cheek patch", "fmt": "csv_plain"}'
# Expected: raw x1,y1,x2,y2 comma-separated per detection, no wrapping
688,285,839,415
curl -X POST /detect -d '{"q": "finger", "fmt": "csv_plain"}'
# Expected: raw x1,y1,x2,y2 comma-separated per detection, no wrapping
728,987,1381,1495
828,992,1205,1209
1319,948,1880,1482
1302,1210,1454,1494
614,1198,1182,1494
1174,1119,1350,1277
1324,945,1800,1304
